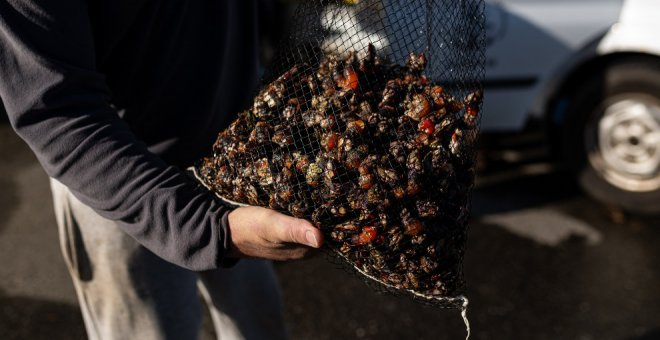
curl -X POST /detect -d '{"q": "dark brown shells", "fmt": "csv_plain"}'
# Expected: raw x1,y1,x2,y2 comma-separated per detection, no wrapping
197,47,481,297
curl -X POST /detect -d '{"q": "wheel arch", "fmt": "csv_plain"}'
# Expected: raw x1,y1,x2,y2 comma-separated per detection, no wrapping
543,52,660,158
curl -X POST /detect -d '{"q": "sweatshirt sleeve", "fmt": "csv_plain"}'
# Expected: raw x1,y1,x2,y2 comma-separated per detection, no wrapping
0,0,233,271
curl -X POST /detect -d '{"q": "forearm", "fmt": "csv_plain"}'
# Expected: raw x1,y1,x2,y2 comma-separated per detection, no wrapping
11,89,232,271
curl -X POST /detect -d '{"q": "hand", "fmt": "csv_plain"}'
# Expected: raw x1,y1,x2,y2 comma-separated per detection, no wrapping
226,206,324,260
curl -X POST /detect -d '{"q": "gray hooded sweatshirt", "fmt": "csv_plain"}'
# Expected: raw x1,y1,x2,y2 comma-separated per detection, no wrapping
0,0,260,270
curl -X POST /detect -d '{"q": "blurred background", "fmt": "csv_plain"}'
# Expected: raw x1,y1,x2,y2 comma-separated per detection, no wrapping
1,0,659,339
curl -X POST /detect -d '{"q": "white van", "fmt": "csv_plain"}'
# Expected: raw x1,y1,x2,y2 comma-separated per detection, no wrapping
484,0,660,213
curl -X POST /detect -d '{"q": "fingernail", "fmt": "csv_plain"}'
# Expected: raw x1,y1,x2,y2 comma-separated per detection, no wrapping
305,230,319,248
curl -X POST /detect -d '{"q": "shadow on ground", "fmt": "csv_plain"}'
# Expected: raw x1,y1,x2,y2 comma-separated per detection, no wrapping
0,178,18,233
0,287,219,340
0,289,86,340
471,169,581,217
628,329,660,340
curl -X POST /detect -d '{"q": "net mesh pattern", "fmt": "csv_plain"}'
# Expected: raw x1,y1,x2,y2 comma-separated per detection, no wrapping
194,0,485,308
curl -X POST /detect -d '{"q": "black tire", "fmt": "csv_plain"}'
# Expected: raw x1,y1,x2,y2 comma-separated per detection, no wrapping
562,58,660,215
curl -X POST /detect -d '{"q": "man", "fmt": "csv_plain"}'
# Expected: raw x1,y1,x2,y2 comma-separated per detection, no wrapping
0,1,323,339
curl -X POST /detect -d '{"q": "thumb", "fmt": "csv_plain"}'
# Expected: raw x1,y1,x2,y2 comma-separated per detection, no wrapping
276,215,323,248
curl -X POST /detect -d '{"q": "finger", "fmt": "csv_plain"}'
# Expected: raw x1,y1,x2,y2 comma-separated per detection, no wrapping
273,213,323,248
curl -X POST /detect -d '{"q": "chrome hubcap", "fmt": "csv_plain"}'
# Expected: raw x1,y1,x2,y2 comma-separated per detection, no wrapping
587,94,660,192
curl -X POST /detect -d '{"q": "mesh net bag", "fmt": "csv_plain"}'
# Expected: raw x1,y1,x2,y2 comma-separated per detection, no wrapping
193,0,484,316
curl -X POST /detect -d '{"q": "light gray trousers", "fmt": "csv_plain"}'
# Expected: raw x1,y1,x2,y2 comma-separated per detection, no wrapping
50,179,288,340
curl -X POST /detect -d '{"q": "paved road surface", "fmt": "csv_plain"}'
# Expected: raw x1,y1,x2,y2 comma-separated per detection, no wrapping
1,123,658,340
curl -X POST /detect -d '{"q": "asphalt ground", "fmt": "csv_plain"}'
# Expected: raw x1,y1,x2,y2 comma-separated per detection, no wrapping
1,123,659,340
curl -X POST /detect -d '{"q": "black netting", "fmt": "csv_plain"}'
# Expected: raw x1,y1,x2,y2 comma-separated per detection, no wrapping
193,0,484,309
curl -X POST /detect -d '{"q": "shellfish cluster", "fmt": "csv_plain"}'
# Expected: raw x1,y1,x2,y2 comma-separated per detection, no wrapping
197,46,481,296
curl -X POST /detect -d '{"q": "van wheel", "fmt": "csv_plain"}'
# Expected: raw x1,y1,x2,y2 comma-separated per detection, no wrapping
562,59,660,214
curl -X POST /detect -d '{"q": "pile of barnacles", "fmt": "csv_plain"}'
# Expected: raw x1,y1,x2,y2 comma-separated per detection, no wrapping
197,45,481,297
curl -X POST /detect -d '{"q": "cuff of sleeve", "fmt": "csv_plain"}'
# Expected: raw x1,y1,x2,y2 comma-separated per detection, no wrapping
218,209,240,268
